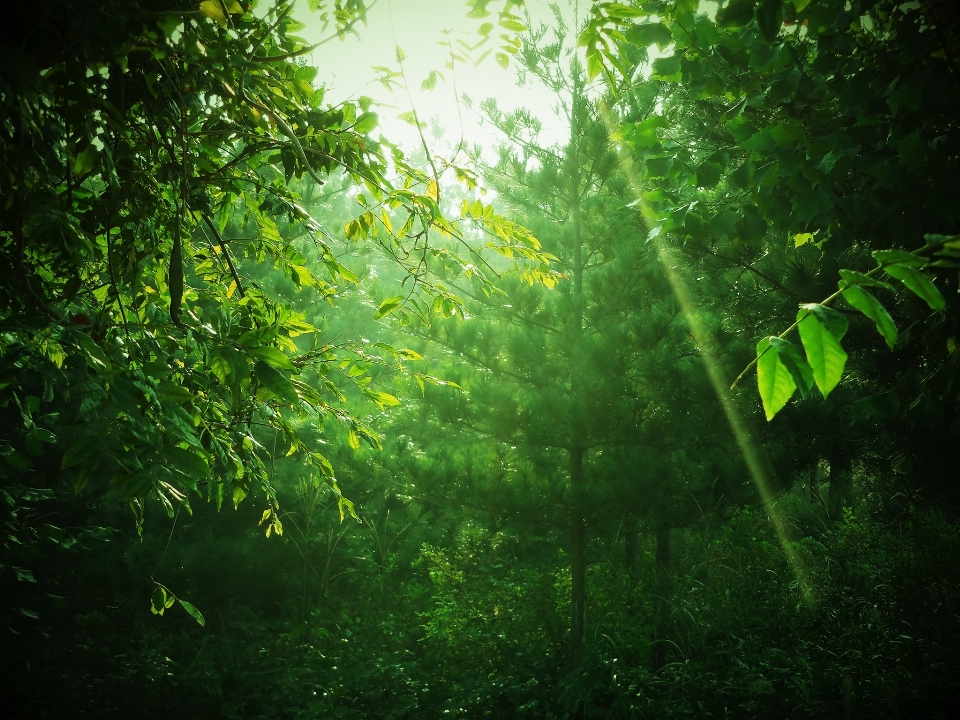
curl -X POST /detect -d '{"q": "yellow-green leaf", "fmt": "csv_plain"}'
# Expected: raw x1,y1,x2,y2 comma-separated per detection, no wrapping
883,263,946,311
199,1,227,26
797,311,848,398
375,295,405,319
841,285,898,350
178,598,205,626
756,337,797,421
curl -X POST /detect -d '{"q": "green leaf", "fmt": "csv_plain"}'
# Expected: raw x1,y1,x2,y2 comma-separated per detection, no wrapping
254,361,299,404
696,161,722,189
872,249,925,267
797,308,848,398
756,0,785,42
619,116,668,148
496,52,509,69
838,269,894,291
353,111,378,134
756,337,797,420
603,3,650,19
61,435,101,470
651,54,682,82
897,131,926,174
151,586,174,615
586,50,604,80
73,332,112,372
883,263,945,311
625,23,672,49
164,445,211,479
793,233,814,248
366,390,401,409
210,350,232,384
841,285,898,350
199,0,227,26
717,0,757,27
248,346,296,371
73,145,100,176
178,598,205,626
768,337,814,398
375,295,405,319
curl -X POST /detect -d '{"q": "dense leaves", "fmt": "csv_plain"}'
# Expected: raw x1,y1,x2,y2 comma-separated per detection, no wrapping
3,1,960,718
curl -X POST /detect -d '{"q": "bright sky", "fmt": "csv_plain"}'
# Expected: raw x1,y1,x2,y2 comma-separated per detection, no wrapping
294,0,578,156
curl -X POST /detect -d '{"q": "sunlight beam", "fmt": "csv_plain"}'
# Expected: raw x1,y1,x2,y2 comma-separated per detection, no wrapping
597,102,813,603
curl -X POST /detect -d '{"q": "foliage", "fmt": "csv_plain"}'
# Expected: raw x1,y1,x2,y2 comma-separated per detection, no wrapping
581,0,960,420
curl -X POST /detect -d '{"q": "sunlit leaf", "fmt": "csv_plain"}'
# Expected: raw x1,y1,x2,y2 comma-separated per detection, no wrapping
375,295,405,319
841,285,898,350
178,598,205,626
883,263,945,311
757,337,797,420
797,306,848,398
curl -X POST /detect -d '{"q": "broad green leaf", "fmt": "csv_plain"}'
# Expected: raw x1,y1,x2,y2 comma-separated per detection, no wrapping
164,445,211,479
873,249,925,267
757,337,797,420
841,285,898,350
756,0,785,42
797,310,848,398
793,0,811,11
73,145,100,176
178,598,205,626
625,23,672,49
199,1,227,26
375,295,405,319
603,3,650,19
717,0,757,27
768,337,814,398
794,233,814,248
61,435,101,470
651,55,682,82
799,303,848,341
151,586,174,615
73,332,112,372
210,350,231,384
696,161,722,189
883,263,945,311
366,390,401,409
586,50,604,80
499,19,528,32
248,346,296,371
353,111,378,134
254,361,299,404
838,269,894,291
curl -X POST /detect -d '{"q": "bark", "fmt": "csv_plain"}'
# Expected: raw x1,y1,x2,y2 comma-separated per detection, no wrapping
569,446,586,668
566,70,587,671
624,513,639,585
650,522,672,671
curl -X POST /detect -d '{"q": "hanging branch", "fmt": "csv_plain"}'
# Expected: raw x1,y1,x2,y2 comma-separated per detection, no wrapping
201,214,246,298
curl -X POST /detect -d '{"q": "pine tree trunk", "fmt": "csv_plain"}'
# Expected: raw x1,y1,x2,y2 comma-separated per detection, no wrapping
650,522,671,670
567,70,587,671
624,513,639,585
569,446,586,668
828,454,853,520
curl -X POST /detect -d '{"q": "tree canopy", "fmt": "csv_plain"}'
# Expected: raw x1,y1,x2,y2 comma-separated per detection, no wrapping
3,1,960,718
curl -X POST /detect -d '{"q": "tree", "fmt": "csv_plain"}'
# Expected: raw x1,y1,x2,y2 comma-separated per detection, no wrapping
0,0,549,630
583,0,960,506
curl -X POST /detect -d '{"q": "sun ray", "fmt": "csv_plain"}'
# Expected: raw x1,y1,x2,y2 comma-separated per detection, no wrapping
597,101,813,603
